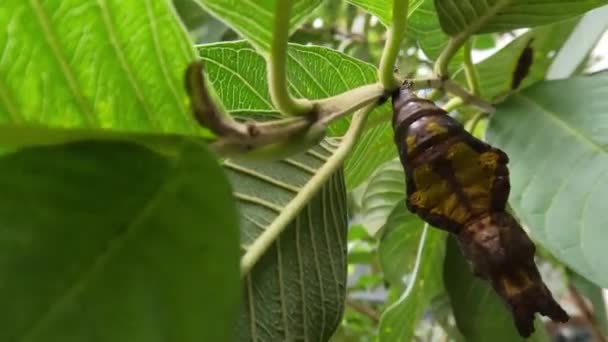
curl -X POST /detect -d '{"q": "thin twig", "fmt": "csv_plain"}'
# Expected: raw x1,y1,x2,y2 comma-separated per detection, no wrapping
569,285,607,342
346,298,380,323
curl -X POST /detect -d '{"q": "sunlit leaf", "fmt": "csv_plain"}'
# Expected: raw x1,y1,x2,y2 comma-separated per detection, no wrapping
194,0,323,53
0,0,197,133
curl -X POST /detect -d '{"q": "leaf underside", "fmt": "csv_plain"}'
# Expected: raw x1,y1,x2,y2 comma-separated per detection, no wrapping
228,139,348,341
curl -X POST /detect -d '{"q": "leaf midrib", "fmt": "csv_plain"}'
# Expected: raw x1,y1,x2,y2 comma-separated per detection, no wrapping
28,0,97,126
516,93,607,154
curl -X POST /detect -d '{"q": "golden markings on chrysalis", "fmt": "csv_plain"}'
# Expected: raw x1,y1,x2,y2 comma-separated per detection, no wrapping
446,142,465,159
409,191,427,207
479,152,498,169
406,135,416,152
502,272,533,297
426,121,447,135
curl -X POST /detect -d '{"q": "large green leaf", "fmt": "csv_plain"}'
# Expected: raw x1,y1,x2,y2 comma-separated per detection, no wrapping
358,158,405,236
196,41,397,188
0,1,196,133
444,238,549,341
453,19,578,101
228,139,348,341
0,139,240,342
487,75,608,287
435,0,608,36
378,225,446,342
194,0,323,53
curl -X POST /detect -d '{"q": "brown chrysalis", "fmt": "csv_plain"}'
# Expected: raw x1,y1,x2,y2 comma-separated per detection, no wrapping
391,86,569,337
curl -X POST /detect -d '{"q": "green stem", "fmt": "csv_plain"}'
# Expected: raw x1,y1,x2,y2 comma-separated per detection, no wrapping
384,224,430,310
433,37,463,77
240,102,375,276
268,0,313,116
465,111,489,136
433,0,510,77
442,97,464,112
463,40,480,95
378,0,409,90
426,88,444,101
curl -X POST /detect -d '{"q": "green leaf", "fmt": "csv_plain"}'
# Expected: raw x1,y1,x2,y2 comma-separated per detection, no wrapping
196,41,397,188
378,225,447,342
435,0,608,36
357,158,405,236
453,19,578,101
444,238,550,342
378,201,423,286
229,139,348,341
346,0,424,27
473,34,497,50
194,0,323,53
0,1,197,133
407,0,451,61
0,139,240,342
346,114,398,189
486,75,608,288
196,41,377,131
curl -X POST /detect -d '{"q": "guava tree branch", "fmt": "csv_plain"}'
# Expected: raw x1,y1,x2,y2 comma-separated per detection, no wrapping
186,62,493,160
